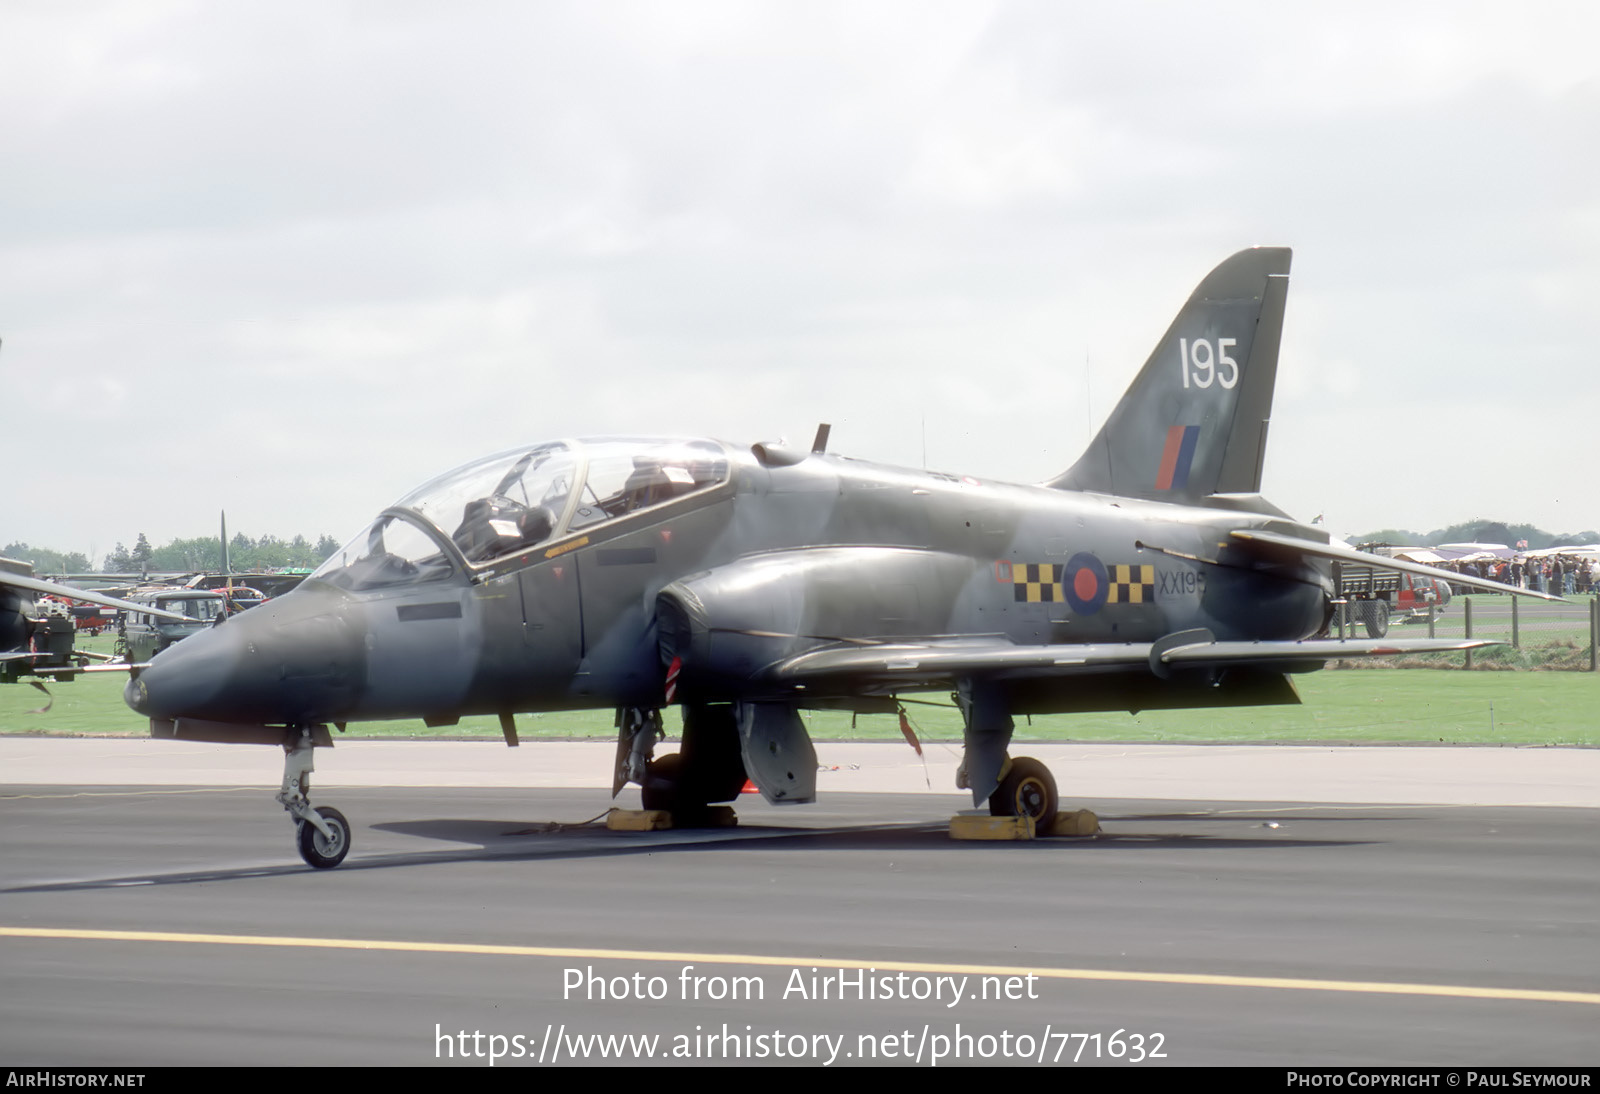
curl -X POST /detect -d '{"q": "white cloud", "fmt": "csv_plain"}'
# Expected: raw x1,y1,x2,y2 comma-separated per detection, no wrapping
1,0,1595,555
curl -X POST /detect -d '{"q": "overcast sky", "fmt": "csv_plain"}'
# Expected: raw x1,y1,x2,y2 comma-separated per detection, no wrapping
3,1,1596,563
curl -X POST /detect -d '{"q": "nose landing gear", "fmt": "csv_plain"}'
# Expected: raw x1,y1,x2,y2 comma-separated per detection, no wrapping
278,727,351,869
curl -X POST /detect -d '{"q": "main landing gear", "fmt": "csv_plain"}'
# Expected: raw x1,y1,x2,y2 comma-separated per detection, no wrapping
279,728,351,869
956,682,1060,831
615,703,751,821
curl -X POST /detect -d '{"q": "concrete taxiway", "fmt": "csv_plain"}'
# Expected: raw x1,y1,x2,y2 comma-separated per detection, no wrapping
1,739,1596,1067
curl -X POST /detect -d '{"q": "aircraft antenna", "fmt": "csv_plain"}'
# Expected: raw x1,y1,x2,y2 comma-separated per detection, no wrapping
811,423,831,454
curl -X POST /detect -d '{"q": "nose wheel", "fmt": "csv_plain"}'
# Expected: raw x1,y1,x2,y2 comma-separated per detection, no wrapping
278,728,353,869
296,805,352,869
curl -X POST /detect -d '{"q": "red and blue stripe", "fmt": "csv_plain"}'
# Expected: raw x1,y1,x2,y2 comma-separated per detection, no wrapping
1155,425,1200,491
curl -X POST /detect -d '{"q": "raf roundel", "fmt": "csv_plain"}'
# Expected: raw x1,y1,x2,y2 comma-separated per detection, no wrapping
1063,552,1109,615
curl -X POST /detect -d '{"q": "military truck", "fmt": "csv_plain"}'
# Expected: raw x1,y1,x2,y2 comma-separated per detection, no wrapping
119,588,225,663
1333,551,1452,638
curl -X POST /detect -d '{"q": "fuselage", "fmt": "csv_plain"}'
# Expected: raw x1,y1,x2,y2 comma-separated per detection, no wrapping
126,436,1331,729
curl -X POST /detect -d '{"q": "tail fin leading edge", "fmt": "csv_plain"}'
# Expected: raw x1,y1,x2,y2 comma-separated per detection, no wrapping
1048,247,1292,503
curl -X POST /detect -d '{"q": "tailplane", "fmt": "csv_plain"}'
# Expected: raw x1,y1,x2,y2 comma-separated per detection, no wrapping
1048,246,1291,503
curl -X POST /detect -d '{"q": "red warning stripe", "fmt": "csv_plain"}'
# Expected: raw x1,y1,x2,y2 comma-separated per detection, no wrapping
664,657,681,704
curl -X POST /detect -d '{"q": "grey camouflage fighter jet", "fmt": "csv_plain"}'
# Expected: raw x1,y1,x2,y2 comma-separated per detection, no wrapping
125,247,1556,868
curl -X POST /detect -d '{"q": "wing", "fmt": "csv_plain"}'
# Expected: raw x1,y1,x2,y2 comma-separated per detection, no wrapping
28,662,143,675
765,631,1495,693
769,639,1155,690
0,571,197,622
1229,529,1563,602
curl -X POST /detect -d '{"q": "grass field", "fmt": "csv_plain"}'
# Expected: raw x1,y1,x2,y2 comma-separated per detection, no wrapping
4,634,1595,746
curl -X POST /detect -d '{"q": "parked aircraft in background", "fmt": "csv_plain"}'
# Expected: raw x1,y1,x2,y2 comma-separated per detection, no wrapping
1,559,192,686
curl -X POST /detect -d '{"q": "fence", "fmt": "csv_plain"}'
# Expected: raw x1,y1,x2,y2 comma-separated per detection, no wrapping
1336,593,1599,671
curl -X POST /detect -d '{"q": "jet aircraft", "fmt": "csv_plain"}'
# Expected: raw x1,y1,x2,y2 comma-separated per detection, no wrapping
123,247,1559,868
1,560,193,686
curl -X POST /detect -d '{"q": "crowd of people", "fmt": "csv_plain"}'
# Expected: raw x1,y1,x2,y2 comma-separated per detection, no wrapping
1438,554,1598,596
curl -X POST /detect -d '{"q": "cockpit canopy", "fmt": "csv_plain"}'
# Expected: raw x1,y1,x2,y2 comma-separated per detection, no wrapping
311,438,730,591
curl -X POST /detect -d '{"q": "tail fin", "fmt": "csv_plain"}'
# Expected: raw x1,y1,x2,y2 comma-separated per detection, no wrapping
1048,246,1291,502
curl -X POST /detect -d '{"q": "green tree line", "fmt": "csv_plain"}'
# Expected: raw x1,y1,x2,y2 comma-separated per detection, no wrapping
1354,521,1600,550
5,532,341,575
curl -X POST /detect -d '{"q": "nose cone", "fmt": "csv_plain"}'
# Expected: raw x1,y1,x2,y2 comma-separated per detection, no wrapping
124,625,229,717
125,584,366,725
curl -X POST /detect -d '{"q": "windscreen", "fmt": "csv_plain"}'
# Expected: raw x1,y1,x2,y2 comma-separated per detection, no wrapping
310,514,455,591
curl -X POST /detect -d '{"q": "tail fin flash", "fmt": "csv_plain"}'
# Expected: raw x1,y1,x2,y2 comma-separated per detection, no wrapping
1048,247,1291,502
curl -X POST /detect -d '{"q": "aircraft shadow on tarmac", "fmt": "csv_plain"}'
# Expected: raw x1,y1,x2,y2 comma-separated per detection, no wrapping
1115,810,1422,824
5,813,1372,894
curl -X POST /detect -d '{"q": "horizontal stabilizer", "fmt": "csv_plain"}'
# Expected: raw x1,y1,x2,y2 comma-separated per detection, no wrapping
32,662,140,676
1230,529,1568,603
1159,637,1497,665
0,571,198,621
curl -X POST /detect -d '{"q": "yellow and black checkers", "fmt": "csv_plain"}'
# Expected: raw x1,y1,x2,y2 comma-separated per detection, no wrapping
997,556,1153,615
1011,563,1063,603
1106,564,1155,605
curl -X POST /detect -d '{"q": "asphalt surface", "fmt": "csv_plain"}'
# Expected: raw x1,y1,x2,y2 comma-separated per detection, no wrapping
2,740,1597,1068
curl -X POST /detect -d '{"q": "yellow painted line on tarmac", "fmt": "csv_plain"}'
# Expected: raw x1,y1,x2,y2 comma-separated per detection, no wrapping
3,926,1597,1007
0,787,261,800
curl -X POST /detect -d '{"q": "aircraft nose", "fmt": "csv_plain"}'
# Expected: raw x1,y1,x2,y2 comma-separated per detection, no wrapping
125,585,366,726
124,620,241,719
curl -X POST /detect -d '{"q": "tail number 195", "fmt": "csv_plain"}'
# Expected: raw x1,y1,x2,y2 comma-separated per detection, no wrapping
1179,338,1238,389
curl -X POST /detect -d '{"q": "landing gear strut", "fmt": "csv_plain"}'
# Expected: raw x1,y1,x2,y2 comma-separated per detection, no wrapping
277,728,351,869
614,706,665,797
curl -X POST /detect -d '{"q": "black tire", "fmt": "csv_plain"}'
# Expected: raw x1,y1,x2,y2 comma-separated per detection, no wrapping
988,756,1058,829
1363,598,1390,639
640,753,684,813
679,703,748,804
296,805,352,869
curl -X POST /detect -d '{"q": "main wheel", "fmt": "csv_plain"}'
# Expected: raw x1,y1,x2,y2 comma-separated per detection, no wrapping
640,753,684,813
296,805,352,869
989,757,1058,829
